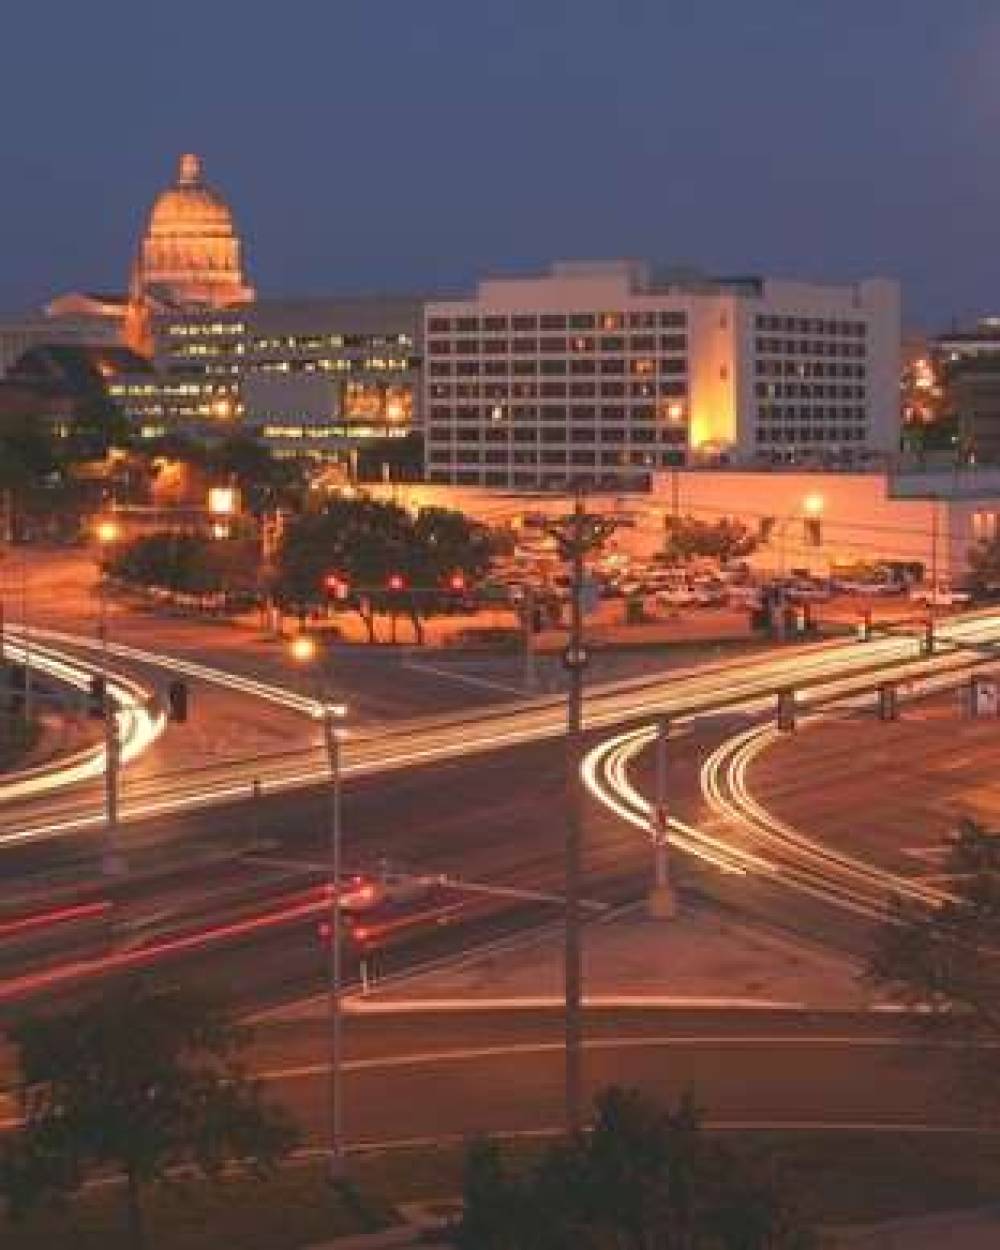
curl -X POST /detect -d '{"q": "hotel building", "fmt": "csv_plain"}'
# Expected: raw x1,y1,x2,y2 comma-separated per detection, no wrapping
423,261,900,490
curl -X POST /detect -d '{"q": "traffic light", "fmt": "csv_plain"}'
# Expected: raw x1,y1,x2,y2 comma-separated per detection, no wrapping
922,618,934,656
804,517,822,547
88,673,106,719
447,571,467,593
323,573,350,601
167,679,188,724
386,573,406,592
777,689,796,733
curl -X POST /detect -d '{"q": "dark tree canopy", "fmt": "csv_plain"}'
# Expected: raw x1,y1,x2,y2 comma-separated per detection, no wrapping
274,494,495,643
1,980,297,1250
867,819,1000,1106
456,1087,816,1250
663,514,758,565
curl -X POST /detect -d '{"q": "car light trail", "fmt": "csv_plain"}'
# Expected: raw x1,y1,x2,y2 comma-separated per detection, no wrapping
5,610,1000,849
0,637,165,804
583,611,1000,921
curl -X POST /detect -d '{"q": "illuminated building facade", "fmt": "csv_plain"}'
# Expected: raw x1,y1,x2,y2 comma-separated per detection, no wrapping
424,261,900,490
131,153,254,312
108,297,423,465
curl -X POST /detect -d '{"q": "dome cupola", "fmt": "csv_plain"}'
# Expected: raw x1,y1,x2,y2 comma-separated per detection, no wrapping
131,153,254,309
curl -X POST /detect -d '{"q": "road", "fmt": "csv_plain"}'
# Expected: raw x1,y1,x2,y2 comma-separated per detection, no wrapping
241,1007,974,1147
10,609,1000,850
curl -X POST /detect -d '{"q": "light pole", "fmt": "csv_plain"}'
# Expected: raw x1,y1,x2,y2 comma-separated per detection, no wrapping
777,492,824,578
647,715,676,918
289,632,348,1178
94,517,121,680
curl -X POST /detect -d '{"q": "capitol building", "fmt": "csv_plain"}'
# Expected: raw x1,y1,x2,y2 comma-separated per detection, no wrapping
131,152,254,313
0,153,423,472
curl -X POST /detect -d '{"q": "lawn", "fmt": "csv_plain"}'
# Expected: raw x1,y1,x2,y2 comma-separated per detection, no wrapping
2,1130,999,1247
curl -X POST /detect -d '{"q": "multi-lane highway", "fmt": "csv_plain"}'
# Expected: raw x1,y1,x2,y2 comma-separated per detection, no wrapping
8,610,1000,853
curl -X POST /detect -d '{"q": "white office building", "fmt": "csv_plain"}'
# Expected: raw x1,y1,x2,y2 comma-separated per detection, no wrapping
423,261,900,490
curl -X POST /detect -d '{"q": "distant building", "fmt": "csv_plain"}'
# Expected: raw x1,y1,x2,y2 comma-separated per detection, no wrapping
652,465,1000,584
41,153,254,359
105,297,423,471
930,318,1000,463
0,342,151,453
131,153,254,314
423,260,900,491
0,311,121,378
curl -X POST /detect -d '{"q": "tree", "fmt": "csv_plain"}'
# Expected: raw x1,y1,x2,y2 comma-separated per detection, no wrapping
1,980,298,1250
867,819,1000,1107
209,434,306,515
663,515,758,566
967,537,1000,597
105,531,259,605
273,495,495,644
455,1087,816,1249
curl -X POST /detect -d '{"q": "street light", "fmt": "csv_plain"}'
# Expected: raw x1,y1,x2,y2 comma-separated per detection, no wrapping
288,635,349,1178
778,494,824,576
94,517,121,675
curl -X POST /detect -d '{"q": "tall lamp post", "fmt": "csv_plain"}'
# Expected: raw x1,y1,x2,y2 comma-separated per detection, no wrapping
94,517,121,678
777,492,824,578
288,632,348,1178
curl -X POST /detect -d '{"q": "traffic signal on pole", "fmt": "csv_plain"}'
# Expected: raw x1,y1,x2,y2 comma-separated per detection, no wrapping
324,573,350,601
804,517,822,547
387,573,406,592
777,689,796,733
167,679,188,724
448,571,467,593
88,673,106,719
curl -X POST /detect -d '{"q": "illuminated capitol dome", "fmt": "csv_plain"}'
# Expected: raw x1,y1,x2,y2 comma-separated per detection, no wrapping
131,153,254,309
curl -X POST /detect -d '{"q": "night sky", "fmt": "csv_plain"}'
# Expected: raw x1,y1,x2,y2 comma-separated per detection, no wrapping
3,0,999,327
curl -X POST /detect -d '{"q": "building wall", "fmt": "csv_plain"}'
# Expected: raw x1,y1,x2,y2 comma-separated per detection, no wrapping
424,263,901,491
653,468,993,581
112,297,424,460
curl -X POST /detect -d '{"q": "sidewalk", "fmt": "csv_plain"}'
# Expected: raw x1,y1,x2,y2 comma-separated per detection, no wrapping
344,900,870,1012
832,1205,1000,1248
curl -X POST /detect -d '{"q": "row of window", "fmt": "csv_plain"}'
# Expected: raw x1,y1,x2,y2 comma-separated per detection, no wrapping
755,338,866,358
755,427,868,444
428,381,678,400
755,384,866,401
755,360,866,379
754,315,866,336
426,334,687,355
429,405,682,422
427,359,686,377
756,405,867,422
428,426,685,444
427,310,688,333
430,450,677,467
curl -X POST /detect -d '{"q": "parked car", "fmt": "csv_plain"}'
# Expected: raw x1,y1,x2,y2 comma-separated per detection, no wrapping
909,584,972,607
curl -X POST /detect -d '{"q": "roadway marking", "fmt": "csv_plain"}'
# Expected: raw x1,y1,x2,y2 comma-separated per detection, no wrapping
401,659,526,696
257,1032,928,1085
342,995,810,1013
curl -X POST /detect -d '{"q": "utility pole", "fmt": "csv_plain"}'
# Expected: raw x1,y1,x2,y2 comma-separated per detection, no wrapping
103,697,123,879
523,584,537,693
565,493,585,1134
547,487,614,1135
20,564,32,728
648,715,676,918
322,704,346,1179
